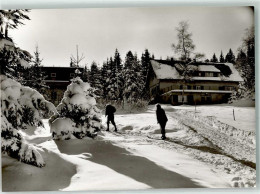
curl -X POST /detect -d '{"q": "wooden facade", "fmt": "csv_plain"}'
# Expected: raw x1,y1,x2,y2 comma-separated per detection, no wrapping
148,60,243,105
42,67,84,106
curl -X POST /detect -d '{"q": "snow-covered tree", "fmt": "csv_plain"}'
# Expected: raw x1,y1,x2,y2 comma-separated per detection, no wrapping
23,45,48,94
114,48,122,72
50,77,102,140
0,10,30,38
82,65,89,82
0,38,31,80
141,49,152,99
1,75,56,167
0,10,57,167
122,52,145,105
103,56,124,101
89,61,102,96
234,26,255,94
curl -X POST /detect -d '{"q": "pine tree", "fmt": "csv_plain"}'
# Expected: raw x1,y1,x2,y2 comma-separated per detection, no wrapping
23,46,48,94
235,26,255,93
82,65,89,82
114,48,122,72
51,77,102,140
219,51,225,63
1,75,56,167
122,52,144,105
210,53,218,63
105,55,124,101
0,10,30,38
141,49,152,98
89,61,102,96
124,51,134,69
100,61,109,99
225,48,235,63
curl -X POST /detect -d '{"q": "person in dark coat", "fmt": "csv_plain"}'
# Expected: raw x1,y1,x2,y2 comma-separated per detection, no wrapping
156,104,168,140
105,104,117,132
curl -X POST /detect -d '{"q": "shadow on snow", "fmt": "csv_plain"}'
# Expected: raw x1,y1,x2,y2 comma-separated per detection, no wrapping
55,139,204,189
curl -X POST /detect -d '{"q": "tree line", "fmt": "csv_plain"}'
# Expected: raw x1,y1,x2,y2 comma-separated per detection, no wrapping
1,11,255,104
80,49,152,107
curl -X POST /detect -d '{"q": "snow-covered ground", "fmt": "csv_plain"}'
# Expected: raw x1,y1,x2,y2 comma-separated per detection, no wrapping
1,103,256,191
172,102,255,132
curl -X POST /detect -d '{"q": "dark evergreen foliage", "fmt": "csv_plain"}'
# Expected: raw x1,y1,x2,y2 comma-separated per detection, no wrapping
225,48,235,63
219,51,225,63
210,53,218,63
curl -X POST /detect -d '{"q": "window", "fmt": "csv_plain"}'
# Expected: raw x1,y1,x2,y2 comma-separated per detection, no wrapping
51,73,56,77
225,86,234,91
178,95,187,103
70,73,75,77
205,72,213,77
196,86,201,90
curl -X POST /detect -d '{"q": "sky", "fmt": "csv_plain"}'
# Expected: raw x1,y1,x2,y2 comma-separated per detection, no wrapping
9,6,254,67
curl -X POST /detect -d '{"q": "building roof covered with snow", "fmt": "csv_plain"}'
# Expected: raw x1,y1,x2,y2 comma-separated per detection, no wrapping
197,65,220,72
150,60,243,82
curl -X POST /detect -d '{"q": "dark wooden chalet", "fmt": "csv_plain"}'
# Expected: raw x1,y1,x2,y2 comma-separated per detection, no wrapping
42,66,84,105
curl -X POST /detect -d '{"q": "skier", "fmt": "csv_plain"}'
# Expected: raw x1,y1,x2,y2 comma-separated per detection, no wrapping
105,104,117,132
156,104,168,140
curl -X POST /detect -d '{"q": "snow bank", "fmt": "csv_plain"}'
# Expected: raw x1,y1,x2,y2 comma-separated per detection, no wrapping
1,75,56,167
106,104,255,187
51,77,102,140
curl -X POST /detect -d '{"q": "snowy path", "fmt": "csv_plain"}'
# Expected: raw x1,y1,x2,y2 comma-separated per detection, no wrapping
2,104,256,191
102,104,256,188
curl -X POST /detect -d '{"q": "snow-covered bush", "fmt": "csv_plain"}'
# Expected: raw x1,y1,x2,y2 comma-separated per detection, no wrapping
1,75,56,167
229,83,255,103
50,77,102,140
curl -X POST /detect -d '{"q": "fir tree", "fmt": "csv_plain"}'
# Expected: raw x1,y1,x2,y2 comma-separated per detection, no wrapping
210,53,218,63
23,46,48,94
122,52,144,104
100,61,109,99
124,51,134,69
114,48,122,72
51,77,102,140
89,61,102,95
0,10,30,38
82,65,90,82
1,75,56,167
141,49,152,98
235,26,255,93
219,51,225,63
225,48,235,63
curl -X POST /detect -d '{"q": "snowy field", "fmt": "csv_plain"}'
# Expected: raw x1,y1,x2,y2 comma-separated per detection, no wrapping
1,104,256,191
